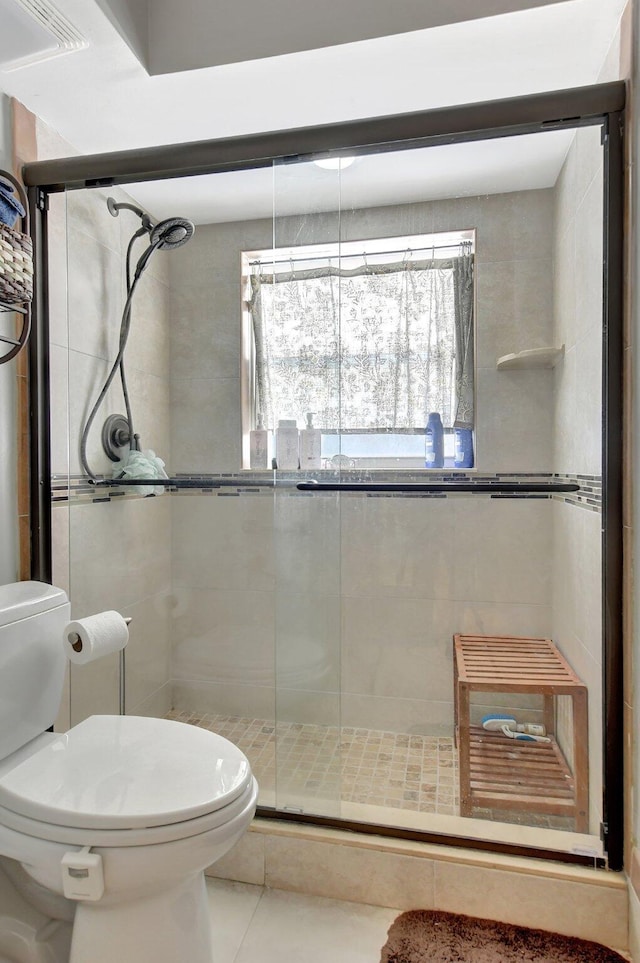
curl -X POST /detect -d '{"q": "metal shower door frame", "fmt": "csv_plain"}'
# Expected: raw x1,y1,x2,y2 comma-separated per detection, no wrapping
22,80,625,870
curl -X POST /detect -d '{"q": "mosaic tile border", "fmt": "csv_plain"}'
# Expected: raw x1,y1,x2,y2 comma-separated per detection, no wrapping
52,470,601,513
551,474,602,513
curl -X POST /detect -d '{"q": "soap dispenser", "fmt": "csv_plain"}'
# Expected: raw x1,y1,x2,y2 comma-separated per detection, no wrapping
299,412,321,470
275,419,299,469
249,413,269,469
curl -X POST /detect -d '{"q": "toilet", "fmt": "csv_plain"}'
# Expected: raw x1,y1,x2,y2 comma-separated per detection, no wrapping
0,581,258,963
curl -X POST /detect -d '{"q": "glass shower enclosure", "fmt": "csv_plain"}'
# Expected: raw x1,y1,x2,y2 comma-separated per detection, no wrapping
29,81,624,867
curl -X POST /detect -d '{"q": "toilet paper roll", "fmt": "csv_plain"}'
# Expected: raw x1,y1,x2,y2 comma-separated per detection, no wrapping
63,611,129,665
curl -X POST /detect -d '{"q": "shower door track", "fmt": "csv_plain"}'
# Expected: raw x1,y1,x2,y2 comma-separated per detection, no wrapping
23,80,625,871
254,807,606,868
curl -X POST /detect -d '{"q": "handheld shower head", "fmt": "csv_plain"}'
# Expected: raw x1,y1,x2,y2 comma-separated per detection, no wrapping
150,217,195,250
133,218,195,278
106,198,195,251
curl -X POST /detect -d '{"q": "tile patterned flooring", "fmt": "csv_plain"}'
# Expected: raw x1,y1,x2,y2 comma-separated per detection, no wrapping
168,708,579,831
207,878,399,963
167,709,459,814
207,878,631,963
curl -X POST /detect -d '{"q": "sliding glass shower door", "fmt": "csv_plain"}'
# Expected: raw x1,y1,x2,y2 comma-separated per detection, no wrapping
271,158,343,817
53,96,615,861
267,125,606,853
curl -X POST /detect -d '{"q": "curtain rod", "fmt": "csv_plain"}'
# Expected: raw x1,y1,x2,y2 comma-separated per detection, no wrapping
249,240,472,268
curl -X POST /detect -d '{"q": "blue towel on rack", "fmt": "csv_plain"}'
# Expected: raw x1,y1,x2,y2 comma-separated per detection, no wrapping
0,180,25,228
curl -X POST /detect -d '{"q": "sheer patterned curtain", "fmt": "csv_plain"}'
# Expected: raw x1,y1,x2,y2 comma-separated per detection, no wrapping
452,247,475,429
249,246,474,432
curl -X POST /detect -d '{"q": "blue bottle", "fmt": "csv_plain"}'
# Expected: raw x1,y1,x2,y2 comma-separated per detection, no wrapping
454,428,474,469
425,412,444,469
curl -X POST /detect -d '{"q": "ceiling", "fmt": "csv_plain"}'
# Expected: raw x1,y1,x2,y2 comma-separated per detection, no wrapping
130,129,578,225
0,0,627,222
96,0,573,75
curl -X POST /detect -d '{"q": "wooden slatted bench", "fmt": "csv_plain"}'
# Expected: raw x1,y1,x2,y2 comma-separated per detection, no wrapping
453,634,588,832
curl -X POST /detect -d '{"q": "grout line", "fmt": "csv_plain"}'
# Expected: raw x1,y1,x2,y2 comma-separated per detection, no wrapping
230,883,266,963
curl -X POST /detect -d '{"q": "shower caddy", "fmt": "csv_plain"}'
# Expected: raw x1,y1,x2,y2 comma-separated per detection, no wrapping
0,171,32,364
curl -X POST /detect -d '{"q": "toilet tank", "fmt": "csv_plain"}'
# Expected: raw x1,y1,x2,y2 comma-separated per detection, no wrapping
0,581,70,762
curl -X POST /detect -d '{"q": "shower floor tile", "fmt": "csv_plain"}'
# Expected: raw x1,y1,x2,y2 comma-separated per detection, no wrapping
165,709,459,816
165,709,575,830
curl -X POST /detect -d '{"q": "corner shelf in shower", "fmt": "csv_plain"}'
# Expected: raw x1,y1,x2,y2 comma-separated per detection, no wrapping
496,346,564,370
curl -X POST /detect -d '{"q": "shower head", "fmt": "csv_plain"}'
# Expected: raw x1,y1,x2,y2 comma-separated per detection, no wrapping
107,196,153,232
150,217,195,250
132,218,195,278
107,197,194,250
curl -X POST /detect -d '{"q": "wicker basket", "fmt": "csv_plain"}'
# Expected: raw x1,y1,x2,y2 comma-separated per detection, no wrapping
0,221,33,304
0,172,32,305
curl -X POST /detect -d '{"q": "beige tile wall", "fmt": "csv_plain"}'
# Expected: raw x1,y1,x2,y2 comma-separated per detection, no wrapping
168,189,555,474
551,124,604,835
170,188,557,733
58,186,172,480
171,487,554,733
42,114,175,725
552,125,604,477
209,821,629,954
48,136,605,820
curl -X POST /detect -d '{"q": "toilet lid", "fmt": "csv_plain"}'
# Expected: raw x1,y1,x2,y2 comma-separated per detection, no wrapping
0,715,253,830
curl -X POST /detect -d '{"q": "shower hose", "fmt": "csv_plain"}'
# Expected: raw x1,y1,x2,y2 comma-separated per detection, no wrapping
79,231,163,481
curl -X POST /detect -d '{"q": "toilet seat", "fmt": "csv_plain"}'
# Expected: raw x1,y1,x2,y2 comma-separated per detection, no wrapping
0,715,255,846
0,779,258,847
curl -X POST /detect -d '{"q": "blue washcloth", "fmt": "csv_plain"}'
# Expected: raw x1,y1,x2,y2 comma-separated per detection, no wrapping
0,180,25,229
112,448,169,496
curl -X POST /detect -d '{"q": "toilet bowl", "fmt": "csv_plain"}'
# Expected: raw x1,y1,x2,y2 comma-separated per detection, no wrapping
0,716,258,963
0,583,258,963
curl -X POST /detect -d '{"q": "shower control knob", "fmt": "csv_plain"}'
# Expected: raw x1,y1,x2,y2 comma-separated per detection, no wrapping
102,414,132,461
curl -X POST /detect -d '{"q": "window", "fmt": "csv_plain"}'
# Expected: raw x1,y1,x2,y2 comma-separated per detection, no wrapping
243,231,475,469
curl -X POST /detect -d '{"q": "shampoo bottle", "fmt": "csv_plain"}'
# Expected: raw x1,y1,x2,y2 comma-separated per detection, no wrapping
424,412,444,469
299,412,321,470
249,413,269,469
454,427,474,469
275,419,299,469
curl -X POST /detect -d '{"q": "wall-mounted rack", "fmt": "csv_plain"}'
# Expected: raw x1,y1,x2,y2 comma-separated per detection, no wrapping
0,170,32,365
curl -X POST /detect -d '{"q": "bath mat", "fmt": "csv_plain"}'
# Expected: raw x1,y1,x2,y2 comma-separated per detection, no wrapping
379,909,627,962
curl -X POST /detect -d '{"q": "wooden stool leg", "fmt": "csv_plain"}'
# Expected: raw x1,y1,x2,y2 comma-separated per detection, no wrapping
453,639,460,749
543,695,555,736
458,682,472,817
572,688,589,833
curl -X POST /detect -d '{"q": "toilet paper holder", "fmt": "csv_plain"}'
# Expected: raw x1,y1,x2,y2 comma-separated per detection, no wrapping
68,617,132,716
68,617,132,653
